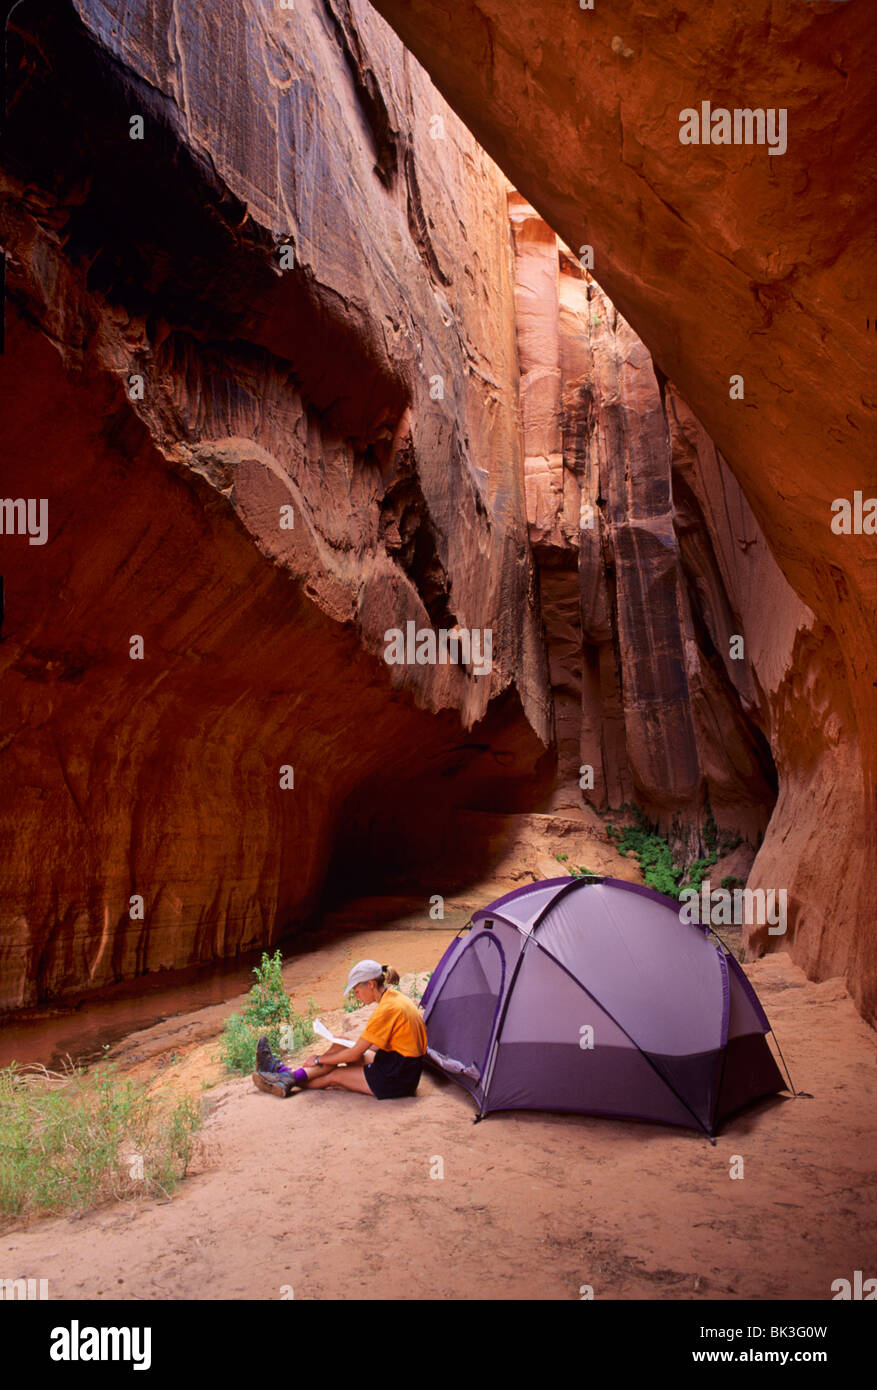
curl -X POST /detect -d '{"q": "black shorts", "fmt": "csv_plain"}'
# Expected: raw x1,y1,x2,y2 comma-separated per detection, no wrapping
364,1049,424,1099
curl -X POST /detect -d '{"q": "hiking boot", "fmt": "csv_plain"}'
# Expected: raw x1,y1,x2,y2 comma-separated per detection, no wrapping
256,1035,280,1074
252,1069,297,1098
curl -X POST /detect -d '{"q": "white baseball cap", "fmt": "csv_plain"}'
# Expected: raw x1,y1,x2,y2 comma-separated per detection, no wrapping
344,959,384,993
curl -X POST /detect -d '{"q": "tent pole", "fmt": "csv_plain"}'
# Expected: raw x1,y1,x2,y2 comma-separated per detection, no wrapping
707,926,810,1100
768,1029,811,1099
527,932,715,1140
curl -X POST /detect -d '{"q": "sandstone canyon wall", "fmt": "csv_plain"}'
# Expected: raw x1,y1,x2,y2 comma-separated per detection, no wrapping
370,0,877,1023
0,0,872,1025
510,196,781,855
1,0,555,1011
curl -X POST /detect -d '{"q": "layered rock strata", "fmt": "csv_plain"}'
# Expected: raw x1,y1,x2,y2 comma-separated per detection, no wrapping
0,0,552,1010
509,199,865,1006
370,0,877,1022
510,196,781,854
1,0,872,1026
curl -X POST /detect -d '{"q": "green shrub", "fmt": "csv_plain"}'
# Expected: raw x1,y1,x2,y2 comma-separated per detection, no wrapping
604,803,750,903
680,807,751,893
607,822,684,899
0,1059,200,1222
281,997,319,1052
683,853,717,894
220,1013,265,1073
219,951,316,1074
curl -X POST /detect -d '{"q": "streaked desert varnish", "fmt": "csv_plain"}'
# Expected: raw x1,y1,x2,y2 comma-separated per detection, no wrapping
366,0,877,1024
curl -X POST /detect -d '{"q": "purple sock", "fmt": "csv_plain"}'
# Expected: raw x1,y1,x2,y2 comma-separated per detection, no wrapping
292,1068,308,1084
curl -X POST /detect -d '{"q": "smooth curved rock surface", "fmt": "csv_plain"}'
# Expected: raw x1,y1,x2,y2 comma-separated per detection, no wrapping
369,0,877,1021
0,0,553,1010
1,0,873,1027
510,198,779,847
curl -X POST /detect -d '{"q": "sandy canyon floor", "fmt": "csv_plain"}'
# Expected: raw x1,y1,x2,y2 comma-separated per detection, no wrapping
2,905,876,1303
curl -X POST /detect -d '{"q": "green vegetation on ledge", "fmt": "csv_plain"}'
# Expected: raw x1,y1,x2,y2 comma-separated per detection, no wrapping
555,804,746,903
605,820,684,899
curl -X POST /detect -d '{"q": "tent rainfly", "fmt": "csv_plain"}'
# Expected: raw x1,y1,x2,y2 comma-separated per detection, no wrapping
420,877,788,1138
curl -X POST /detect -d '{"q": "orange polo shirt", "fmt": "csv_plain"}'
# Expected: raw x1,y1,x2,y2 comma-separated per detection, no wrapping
361,988,427,1058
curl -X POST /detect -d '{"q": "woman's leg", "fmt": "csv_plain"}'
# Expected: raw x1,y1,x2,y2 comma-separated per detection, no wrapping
300,1063,374,1095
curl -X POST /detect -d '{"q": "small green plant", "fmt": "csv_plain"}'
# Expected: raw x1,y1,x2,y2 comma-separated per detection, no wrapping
721,875,745,892
556,854,597,880
607,821,684,900
0,1060,200,1222
280,998,319,1052
683,854,717,894
219,951,315,1075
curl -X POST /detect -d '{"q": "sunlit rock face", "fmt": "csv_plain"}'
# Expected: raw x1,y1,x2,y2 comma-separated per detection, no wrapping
661,391,865,992
510,196,779,853
370,0,877,1022
0,0,553,1010
1,0,873,1025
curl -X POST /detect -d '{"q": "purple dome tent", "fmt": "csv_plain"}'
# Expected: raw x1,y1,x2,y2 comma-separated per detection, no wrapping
420,877,788,1137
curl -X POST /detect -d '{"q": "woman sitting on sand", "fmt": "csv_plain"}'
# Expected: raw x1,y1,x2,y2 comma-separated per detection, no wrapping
253,959,427,1100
